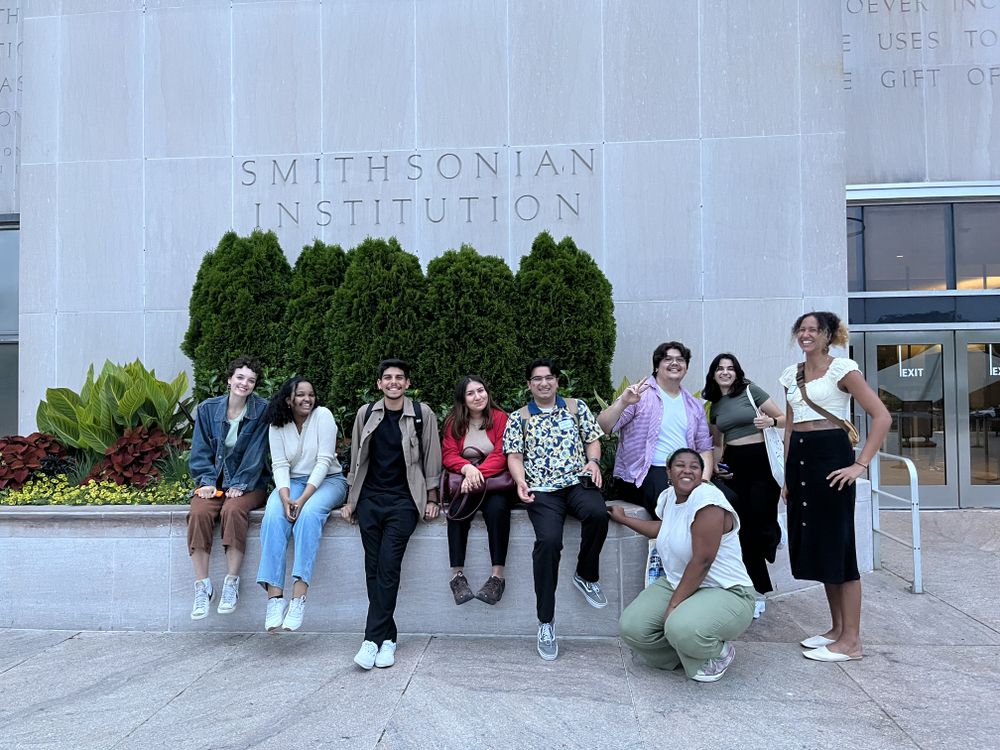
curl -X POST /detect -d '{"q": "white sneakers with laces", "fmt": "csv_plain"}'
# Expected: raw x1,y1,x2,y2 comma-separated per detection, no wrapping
191,579,213,620
265,597,285,631
218,575,240,614
354,640,379,670
375,640,396,668
282,596,306,631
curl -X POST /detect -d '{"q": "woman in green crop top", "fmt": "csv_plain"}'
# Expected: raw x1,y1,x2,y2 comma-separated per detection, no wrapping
703,353,785,617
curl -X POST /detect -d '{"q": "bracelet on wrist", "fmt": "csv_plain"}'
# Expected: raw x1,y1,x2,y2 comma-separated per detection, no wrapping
854,461,868,470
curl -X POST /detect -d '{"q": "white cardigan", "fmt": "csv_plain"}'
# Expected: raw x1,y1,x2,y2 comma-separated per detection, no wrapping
269,406,342,490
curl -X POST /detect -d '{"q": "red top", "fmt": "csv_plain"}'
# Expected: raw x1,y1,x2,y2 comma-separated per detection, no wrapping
441,408,510,478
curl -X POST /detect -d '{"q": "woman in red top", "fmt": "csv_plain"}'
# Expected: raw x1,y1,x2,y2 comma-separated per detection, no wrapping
442,375,514,606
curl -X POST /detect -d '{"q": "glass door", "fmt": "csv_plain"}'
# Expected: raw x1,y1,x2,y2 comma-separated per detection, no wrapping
861,332,958,508
956,332,1000,508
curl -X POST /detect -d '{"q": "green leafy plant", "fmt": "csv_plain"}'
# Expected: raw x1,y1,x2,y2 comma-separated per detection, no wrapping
156,446,192,486
0,474,191,506
514,231,616,403
182,229,292,400
35,360,194,459
87,426,177,488
0,433,67,490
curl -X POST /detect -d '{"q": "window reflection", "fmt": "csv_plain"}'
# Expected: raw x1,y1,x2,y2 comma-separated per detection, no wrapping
967,344,1000,486
863,205,949,292
954,204,1000,290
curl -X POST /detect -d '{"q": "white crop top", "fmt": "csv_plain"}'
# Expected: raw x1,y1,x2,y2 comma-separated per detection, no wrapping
779,357,859,423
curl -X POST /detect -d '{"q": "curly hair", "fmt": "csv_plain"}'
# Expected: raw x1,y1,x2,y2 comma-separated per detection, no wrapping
226,355,262,381
791,311,849,349
265,377,321,427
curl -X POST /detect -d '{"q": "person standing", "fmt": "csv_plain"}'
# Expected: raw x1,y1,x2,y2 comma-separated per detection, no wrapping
780,312,890,662
341,359,442,670
503,358,609,661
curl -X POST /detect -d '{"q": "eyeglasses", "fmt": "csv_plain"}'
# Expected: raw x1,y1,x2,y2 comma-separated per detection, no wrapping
529,375,558,384
660,357,686,365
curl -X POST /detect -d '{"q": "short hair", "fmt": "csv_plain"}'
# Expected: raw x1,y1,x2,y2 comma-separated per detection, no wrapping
667,448,705,471
652,341,692,373
791,311,849,349
702,352,749,403
265,376,321,427
377,358,410,379
525,357,560,381
226,356,262,381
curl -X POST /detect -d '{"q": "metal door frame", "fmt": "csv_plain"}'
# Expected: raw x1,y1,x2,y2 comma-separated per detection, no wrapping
955,331,1000,508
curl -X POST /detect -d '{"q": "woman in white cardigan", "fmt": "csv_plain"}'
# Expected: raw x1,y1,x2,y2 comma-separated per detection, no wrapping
256,377,348,632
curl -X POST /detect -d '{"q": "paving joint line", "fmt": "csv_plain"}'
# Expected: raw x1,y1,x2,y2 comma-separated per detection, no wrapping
373,633,433,749
0,630,80,676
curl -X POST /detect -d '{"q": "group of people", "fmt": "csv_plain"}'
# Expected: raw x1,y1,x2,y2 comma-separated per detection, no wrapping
185,310,890,683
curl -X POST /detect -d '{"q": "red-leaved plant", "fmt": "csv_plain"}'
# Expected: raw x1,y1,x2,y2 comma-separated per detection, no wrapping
88,427,179,488
0,433,67,490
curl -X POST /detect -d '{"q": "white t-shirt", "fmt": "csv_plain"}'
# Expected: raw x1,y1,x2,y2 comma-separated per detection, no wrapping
779,357,860,423
654,482,753,590
651,387,688,465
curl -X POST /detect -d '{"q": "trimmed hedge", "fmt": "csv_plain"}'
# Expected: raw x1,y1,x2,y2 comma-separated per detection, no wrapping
182,230,292,400
326,237,427,408
284,239,348,394
514,231,615,401
418,245,520,409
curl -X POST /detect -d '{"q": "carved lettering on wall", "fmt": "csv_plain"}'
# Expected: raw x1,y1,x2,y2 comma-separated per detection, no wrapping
0,3,20,214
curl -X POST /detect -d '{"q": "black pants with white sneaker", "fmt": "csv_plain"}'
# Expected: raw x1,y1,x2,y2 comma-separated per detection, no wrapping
526,483,608,623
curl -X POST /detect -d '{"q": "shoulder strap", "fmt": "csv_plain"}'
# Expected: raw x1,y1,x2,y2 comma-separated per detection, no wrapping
519,405,531,447
745,385,761,415
795,363,846,426
412,401,425,467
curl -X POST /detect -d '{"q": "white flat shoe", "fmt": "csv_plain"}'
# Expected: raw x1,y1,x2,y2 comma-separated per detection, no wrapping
800,634,836,649
803,645,862,662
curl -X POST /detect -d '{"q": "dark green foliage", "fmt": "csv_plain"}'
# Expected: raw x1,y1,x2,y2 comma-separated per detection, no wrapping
514,232,615,401
326,237,427,409
417,245,520,409
182,230,292,400
285,239,347,394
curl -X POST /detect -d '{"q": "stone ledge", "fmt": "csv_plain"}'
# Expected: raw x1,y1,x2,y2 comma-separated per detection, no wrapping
0,483,873,634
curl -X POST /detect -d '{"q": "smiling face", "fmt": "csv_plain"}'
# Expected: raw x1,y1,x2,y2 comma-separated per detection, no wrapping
668,451,703,497
655,348,688,387
464,379,489,418
227,366,258,399
287,380,315,421
377,367,410,404
713,358,737,393
795,315,829,355
528,365,558,405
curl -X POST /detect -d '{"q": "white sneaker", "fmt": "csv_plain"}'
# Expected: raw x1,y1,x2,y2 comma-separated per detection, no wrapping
217,575,239,614
191,579,213,620
753,598,766,620
282,596,306,631
354,640,379,670
375,640,396,668
264,597,285,632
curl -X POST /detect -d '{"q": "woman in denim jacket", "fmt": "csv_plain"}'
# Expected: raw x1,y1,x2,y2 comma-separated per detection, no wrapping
187,356,270,620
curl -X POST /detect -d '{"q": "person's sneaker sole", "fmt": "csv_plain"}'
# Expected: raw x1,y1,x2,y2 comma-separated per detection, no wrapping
190,608,209,621
537,643,558,661
572,575,608,608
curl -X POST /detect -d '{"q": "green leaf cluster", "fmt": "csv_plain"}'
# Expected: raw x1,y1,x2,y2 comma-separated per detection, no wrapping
181,230,292,400
36,360,193,458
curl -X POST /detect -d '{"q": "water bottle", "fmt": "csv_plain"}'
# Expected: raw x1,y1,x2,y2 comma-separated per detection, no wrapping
646,545,664,587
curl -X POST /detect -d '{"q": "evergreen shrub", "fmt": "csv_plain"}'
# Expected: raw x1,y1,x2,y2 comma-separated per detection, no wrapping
326,237,426,408
182,230,292,400
514,231,615,401
418,245,520,409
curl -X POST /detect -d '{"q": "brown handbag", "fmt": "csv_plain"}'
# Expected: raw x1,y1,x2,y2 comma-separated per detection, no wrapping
439,447,515,521
795,363,860,446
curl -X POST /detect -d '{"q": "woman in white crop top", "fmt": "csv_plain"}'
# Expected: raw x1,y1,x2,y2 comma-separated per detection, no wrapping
779,312,890,664
610,448,756,683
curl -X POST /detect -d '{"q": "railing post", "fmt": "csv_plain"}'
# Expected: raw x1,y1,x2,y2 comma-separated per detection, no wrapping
909,465,923,594
870,453,881,570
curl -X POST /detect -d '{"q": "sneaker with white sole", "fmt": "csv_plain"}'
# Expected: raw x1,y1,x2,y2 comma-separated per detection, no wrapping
217,575,239,614
354,640,379,670
375,640,396,668
537,622,558,661
282,596,306,631
191,579,213,620
692,641,736,683
572,574,608,608
264,597,285,632
753,598,766,620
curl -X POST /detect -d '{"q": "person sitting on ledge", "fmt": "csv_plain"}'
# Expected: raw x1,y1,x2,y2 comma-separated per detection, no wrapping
187,356,270,620
611,448,756,683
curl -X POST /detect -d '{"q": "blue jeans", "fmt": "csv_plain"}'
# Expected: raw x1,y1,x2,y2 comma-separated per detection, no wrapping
256,474,348,590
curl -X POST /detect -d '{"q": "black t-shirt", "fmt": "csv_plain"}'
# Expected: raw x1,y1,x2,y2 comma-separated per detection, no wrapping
362,408,411,499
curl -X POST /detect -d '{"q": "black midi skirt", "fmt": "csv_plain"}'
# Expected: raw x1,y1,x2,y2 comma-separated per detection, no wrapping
785,429,860,584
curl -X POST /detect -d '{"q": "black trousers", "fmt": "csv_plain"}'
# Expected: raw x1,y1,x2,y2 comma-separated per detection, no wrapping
722,441,781,595
526,484,609,623
616,465,669,517
356,491,419,644
446,490,515,568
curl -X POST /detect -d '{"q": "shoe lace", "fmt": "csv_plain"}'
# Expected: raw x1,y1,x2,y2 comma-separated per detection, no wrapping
701,644,732,674
220,579,238,606
193,583,210,610
288,598,304,616
539,623,554,645
267,598,284,617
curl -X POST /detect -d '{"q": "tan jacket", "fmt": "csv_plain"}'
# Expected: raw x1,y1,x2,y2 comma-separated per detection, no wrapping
346,397,442,515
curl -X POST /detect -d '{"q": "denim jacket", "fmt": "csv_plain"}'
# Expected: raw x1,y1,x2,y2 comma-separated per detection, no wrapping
189,393,270,492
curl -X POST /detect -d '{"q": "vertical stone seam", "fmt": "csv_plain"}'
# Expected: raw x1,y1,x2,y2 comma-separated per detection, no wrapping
697,0,705,363
229,0,235,231
797,0,804,307
599,0,607,271
141,4,147,361
318,0,325,245
505,0,513,267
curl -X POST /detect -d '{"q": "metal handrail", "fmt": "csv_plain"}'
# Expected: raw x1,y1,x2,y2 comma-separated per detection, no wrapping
868,449,923,594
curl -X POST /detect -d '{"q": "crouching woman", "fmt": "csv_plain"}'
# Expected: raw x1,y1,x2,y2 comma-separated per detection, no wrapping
612,448,756,683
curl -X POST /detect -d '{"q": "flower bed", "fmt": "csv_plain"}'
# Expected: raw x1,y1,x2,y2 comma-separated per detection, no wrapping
0,474,191,506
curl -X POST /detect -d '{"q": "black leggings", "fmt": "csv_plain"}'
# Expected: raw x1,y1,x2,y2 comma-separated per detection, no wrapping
446,491,515,568
722,441,781,595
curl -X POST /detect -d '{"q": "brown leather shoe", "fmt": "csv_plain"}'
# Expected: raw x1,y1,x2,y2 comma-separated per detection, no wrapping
450,572,474,605
474,576,506,605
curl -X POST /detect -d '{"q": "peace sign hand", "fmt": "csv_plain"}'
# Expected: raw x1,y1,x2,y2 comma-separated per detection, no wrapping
620,381,651,406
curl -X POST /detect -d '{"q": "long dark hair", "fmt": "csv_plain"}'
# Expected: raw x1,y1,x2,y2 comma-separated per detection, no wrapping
702,353,750,403
265,377,321,427
444,375,498,441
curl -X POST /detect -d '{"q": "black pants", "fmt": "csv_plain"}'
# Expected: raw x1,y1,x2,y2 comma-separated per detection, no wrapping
446,491,515,568
616,466,669,517
723,441,781,595
356,491,420,644
526,484,609,623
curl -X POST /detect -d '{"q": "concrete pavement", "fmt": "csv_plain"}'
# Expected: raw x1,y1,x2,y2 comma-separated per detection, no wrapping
1,509,998,750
